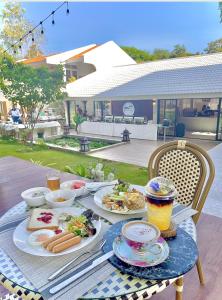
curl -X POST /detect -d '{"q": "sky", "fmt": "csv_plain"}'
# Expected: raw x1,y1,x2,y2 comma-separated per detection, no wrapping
2,2,222,55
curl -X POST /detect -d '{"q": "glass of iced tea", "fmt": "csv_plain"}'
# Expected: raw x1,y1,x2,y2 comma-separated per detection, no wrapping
145,177,177,231
46,172,60,190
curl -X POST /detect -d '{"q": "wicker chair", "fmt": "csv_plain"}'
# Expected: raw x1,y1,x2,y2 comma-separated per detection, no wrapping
148,140,215,299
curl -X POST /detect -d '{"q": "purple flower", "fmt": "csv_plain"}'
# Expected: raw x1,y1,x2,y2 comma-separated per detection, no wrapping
150,181,160,192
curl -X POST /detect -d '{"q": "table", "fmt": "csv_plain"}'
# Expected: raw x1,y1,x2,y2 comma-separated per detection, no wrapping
0,202,196,300
0,157,197,300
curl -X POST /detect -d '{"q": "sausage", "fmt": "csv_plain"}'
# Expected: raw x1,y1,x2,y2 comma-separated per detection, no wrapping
52,236,81,253
42,232,69,248
47,233,75,251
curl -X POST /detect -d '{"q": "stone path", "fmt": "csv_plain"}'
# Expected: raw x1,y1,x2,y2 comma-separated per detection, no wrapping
89,138,219,167
203,142,222,218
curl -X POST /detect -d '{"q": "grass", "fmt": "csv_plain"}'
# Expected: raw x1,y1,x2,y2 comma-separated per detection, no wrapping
47,137,112,150
0,138,148,185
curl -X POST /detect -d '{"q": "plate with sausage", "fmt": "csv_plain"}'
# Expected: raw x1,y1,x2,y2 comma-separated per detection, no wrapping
13,207,101,256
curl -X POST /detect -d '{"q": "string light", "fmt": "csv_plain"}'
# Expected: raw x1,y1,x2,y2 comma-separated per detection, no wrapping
66,2,70,15
40,21,44,34
3,2,69,54
52,11,55,25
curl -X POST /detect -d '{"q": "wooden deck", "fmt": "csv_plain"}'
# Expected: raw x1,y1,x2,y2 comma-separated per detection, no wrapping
0,156,221,299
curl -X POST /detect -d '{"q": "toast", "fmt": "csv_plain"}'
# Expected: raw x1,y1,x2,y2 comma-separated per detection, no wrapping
27,208,59,231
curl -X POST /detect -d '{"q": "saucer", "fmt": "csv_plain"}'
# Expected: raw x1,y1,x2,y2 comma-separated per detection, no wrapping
113,236,169,267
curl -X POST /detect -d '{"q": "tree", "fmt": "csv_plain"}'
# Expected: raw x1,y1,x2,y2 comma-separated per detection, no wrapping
0,48,15,90
122,45,193,63
25,44,44,59
205,38,222,54
0,2,43,59
1,62,66,141
170,44,191,58
219,3,222,23
121,46,152,63
152,48,171,60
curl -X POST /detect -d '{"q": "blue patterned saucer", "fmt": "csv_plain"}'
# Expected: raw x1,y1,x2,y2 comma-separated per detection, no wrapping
113,236,169,267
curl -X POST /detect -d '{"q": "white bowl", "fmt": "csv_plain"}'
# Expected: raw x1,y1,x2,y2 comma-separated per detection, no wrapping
21,187,50,207
45,189,76,208
60,180,86,197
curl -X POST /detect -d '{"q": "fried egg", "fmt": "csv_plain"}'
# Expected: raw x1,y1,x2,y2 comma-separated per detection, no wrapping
28,229,55,247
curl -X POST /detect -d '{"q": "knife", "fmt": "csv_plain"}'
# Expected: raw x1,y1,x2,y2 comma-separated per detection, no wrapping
49,250,114,295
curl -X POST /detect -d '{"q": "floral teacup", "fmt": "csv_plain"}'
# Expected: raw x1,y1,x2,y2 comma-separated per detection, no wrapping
121,221,164,256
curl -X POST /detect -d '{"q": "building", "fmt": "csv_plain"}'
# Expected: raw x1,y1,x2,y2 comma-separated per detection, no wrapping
18,41,136,123
65,51,222,141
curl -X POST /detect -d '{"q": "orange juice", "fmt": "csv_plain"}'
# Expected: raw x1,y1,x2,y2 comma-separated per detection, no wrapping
47,175,60,190
146,195,174,231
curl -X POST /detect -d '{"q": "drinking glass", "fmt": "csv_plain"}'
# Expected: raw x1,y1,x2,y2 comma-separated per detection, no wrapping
46,172,60,191
146,195,174,231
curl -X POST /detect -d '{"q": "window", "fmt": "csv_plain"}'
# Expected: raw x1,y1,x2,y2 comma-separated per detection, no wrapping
65,65,78,82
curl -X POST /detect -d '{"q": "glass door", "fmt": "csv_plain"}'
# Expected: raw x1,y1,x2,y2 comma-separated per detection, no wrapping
158,100,177,136
216,99,222,140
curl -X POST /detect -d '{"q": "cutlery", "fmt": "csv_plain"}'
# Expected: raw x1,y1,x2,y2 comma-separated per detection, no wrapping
48,239,106,281
86,181,117,193
49,250,114,295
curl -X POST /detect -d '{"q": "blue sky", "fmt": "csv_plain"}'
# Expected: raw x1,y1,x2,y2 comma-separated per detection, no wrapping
5,2,222,54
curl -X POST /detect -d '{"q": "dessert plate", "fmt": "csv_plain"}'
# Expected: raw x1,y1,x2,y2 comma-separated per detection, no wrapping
94,185,146,215
113,235,169,267
13,207,101,257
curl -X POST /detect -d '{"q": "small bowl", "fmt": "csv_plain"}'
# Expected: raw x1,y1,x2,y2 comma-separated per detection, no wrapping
60,180,86,197
45,189,76,208
21,187,50,207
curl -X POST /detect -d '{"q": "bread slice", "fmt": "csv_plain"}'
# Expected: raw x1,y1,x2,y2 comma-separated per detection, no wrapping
27,208,59,231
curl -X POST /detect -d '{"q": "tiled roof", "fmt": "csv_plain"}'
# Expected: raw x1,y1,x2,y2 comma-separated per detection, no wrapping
65,45,99,62
22,55,46,64
66,52,222,100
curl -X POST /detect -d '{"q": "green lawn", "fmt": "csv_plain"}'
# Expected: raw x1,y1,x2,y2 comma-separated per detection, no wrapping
0,138,148,185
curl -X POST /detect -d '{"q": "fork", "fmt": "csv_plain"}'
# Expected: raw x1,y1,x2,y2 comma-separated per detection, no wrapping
48,239,106,281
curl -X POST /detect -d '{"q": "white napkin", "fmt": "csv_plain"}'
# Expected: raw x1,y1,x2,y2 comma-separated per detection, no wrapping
85,180,118,192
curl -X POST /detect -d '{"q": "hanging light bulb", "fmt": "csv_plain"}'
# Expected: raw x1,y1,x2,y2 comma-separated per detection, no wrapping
19,45,22,49
40,21,44,34
32,34,35,42
66,2,70,15
52,11,55,25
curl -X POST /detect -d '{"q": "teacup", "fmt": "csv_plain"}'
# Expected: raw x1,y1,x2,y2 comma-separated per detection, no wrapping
121,221,163,256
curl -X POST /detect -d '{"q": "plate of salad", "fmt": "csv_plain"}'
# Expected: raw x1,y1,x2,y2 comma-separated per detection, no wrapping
94,180,147,215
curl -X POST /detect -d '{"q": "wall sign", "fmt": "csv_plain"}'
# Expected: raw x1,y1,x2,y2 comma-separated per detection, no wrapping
123,102,135,116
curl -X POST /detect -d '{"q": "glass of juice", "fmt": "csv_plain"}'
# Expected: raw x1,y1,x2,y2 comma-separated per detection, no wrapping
145,177,177,231
146,195,174,231
47,172,60,190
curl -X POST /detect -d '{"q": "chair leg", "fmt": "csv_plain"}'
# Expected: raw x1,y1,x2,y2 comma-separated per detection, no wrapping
196,257,205,285
174,277,183,300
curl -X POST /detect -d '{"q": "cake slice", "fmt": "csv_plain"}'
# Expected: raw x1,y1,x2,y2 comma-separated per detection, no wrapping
27,208,59,231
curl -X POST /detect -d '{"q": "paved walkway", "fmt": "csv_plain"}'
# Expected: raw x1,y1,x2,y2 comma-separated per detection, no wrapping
89,138,220,167
203,142,222,218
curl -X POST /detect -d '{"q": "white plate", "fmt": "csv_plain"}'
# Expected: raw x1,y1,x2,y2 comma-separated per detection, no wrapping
13,207,101,257
94,185,147,215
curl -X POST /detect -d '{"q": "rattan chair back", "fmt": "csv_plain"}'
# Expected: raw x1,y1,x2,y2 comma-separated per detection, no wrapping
148,140,215,223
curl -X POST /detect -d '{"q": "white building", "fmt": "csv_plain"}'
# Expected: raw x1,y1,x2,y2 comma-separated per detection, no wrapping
65,51,222,141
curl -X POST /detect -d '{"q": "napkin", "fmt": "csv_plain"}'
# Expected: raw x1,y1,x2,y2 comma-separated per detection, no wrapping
85,180,118,192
